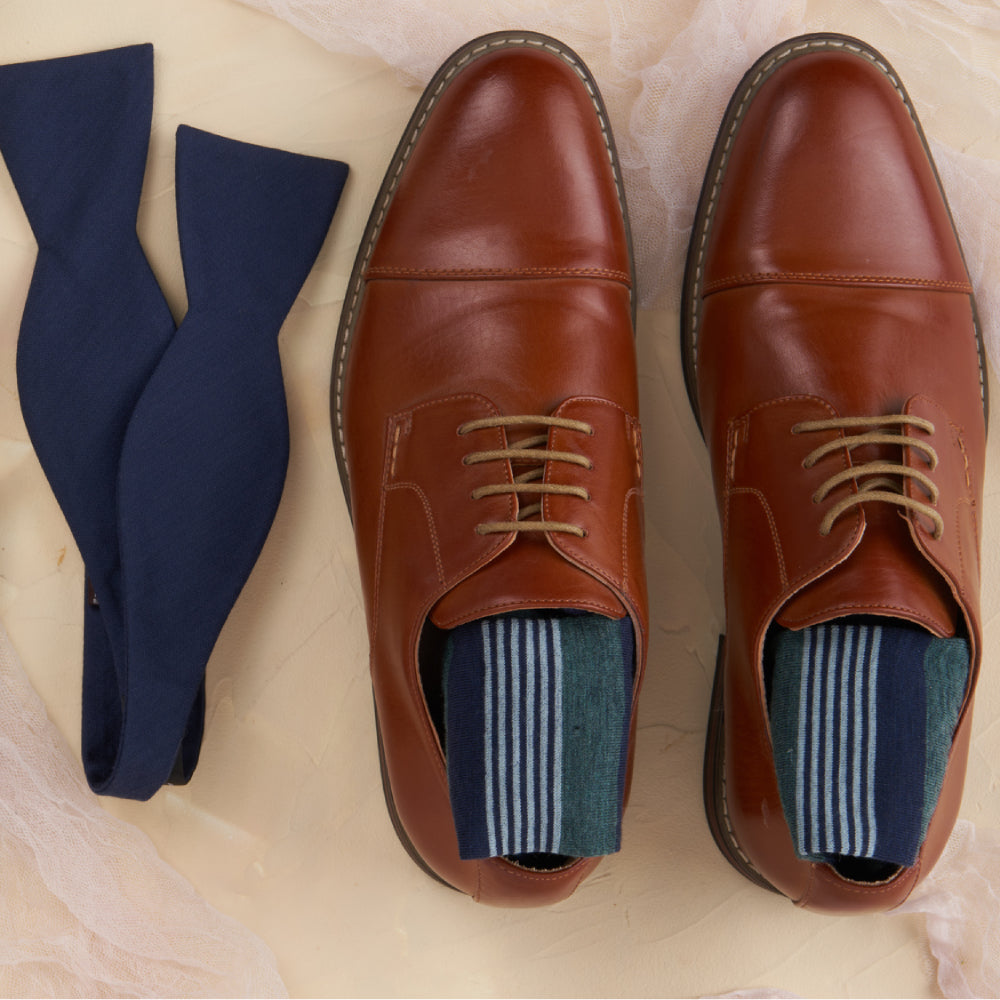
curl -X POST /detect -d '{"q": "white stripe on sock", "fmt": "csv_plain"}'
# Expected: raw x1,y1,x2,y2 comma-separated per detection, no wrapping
511,618,522,854
497,619,509,855
539,620,550,853
551,618,564,855
852,625,868,860
796,627,813,857
865,625,882,857
483,620,497,858
526,620,536,852
837,625,855,854
823,625,839,852
809,625,826,855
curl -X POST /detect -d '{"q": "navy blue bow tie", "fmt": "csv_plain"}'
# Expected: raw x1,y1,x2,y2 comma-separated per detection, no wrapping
0,43,348,799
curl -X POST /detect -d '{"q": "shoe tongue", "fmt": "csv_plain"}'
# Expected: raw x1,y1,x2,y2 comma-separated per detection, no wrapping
430,535,626,629
776,507,958,638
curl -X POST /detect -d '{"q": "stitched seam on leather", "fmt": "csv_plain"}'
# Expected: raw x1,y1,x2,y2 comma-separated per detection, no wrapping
741,393,836,421
365,265,632,284
421,394,519,591
689,37,925,379
729,487,789,590
333,35,630,484
806,866,916,898
408,391,499,418
630,419,643,485
557,395,635,417
547,398,638,591
721,422,737,600
732,395,860,598
958,428,973,492
385,483,446,584
906,397,976,606
727,417,747,487
950,425,973,606
621,486,642,599
622,413,643,599
376,394,504,640
401,392,514,590
436,596,621,628
703,272,973,295
389,420,404,478
371,416,397,645
780,600,947,632
959,495,979,590
490,858,587,881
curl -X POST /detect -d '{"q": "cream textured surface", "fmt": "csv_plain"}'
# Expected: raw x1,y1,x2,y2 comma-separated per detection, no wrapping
0,0,998,996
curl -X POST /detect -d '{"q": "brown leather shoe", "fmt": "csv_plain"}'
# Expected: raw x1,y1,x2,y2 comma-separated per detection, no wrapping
683,34,988,913
332,32,647,906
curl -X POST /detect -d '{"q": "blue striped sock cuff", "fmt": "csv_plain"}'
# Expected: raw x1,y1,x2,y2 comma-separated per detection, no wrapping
443,612,633,861
769,619,968,868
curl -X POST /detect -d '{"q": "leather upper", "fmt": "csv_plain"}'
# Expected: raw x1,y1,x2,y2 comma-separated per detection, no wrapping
691,40,986,912
339,37,647,906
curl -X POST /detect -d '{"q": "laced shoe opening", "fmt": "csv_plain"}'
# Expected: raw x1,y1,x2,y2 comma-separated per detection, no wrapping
828,855,901,884
792,413,942,538
459,413,593,537
505,852,574,871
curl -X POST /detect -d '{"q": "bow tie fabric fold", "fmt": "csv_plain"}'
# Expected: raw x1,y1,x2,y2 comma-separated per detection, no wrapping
0,43,349,800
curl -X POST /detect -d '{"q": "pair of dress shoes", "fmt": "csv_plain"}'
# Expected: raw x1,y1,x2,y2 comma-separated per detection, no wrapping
332,30,987,912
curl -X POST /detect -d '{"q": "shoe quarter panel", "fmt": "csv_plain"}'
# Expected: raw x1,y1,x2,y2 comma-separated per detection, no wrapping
372,394,516,646
546,396,647,626
722,396,864,651
904,393,985,681
721,395,865,890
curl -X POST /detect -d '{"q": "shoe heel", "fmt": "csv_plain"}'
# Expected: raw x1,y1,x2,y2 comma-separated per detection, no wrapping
703,635,780,893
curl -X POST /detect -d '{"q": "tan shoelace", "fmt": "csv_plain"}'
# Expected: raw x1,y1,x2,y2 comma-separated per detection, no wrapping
458,415,593,537
792,414,943,539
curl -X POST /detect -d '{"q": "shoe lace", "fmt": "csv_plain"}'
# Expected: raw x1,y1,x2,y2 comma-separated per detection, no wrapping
458,414,593,537
792,414,943,539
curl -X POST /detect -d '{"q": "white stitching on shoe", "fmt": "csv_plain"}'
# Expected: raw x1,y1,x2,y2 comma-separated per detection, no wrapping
686,37,985,409
333,35,630,487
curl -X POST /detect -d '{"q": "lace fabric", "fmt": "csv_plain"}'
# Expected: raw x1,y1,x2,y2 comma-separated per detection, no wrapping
901,820,1000,1000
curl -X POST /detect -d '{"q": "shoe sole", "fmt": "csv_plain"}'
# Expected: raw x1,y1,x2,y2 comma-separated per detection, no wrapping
681,33,989,891
331,30,636,888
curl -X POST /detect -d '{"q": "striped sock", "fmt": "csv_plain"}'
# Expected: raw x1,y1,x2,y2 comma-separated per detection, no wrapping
443,612,633,861
768,619,968,868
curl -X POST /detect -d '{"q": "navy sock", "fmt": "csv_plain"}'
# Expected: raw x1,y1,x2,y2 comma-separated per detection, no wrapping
768,618,968,869
444,612,634,861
